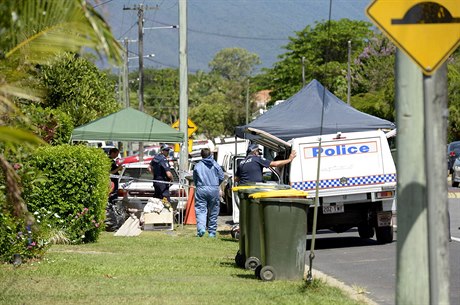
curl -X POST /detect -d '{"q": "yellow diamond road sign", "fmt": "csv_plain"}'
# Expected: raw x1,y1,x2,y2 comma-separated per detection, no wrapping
366,0,460,75
171,119,197,137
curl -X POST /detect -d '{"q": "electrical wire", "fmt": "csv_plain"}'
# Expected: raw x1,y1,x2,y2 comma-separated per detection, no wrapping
93,0,115,8
145,18,288,41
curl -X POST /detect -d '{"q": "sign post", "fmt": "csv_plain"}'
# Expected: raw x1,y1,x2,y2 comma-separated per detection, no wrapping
172,119,198,153
366,1,456,304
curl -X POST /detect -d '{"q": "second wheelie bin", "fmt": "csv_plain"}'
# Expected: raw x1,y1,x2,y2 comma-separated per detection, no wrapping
232,184,291,269
249,189,311,281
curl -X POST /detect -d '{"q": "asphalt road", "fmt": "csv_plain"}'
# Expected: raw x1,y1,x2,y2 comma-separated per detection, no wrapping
219,189,460,305
309,192,460,305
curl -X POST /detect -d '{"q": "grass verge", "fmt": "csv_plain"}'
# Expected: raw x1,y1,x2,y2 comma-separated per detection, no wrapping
0,225,368,305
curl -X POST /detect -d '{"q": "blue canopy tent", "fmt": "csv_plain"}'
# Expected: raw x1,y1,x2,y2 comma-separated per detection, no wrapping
235,79,395,141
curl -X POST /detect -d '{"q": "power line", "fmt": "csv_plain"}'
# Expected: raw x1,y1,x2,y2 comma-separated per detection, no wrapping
146,18,288,41
93,0,115,8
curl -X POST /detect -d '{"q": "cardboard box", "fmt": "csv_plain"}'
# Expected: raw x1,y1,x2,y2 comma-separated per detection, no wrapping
143,210,174,231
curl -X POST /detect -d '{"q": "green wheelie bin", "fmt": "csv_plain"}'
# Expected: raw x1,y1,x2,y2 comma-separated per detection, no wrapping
249,190,311,281
232,184,290,270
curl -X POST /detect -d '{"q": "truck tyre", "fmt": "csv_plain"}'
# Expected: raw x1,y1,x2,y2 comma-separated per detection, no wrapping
358,224,374,239
375,226,393,244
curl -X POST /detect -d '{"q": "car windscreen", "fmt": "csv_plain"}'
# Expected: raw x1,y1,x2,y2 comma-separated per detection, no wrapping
120,167,151,183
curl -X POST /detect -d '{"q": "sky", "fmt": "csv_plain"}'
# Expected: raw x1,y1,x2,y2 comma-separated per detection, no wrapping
93,0,369,73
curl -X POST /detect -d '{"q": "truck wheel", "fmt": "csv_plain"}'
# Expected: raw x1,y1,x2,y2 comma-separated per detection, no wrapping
376,226,393,244
358,224,374,239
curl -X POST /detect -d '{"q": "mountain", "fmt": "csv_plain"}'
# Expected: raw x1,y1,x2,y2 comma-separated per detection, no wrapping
96,0,369,73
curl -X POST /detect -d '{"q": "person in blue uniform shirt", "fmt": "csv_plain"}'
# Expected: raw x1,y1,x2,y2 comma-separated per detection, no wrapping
235,143,296,185
148,144,174,202
193,148,224,238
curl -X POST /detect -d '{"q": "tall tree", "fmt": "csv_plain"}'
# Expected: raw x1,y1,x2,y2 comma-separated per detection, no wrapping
209,48,261,81
263,19,373,105
39,53,121,127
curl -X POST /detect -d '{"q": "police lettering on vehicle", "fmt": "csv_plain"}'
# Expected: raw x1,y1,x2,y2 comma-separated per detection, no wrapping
304,141,377,158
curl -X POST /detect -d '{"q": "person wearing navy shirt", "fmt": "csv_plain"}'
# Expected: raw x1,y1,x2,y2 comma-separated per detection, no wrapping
148,144,174,202
235,143,297,185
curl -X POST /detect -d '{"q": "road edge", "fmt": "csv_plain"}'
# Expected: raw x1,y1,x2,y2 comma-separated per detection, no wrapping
311,269,380,305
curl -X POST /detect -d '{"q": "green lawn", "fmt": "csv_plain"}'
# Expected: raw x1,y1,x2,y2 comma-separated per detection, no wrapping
0,226,368,305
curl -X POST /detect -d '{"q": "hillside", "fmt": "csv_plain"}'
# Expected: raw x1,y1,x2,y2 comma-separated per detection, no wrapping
96,0,369,73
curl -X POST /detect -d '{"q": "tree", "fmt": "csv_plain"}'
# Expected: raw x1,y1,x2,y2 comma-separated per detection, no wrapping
263,19,373,104
447,51,460,142
39,53,121,127
141,68,180,125
189,92,231,139
209,48,261,81
352,34,396,122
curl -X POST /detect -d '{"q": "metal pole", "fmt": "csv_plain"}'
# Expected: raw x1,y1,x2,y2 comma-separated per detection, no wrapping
347,40,351,105
123,38,130,157
137,4,144,112
123,38,130,108
179,0,189,183
423,63,450,305
137,4,144,161
395,49,429,305
245,79,249,124
302,56,305,87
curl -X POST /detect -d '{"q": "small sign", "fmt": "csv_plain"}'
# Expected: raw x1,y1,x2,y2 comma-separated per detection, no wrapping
171,119,198,137
367,0,460,75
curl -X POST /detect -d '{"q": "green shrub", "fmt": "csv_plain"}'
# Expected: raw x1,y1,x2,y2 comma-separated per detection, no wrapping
0,211,50,262
21,105,74,145
22,144,110,244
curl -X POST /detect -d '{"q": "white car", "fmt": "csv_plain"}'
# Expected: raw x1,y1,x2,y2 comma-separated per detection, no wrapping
117,162,188,213
451,157,460,187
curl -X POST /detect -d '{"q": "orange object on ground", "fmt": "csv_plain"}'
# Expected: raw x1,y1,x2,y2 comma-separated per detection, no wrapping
184,187,197,225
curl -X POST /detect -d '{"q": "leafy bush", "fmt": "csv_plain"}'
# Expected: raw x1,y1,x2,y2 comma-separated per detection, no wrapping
0,211,50,262
21,105,74,145
22,144,110,244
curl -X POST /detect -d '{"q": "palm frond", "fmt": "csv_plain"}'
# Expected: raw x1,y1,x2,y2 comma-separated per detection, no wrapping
0,127,45,146
5,0,122,65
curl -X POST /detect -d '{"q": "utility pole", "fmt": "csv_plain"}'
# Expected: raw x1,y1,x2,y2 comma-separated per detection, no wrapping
123,4,158,159
137,4,145,112
395,50,450,305
347,40,351,105
178,0,189,182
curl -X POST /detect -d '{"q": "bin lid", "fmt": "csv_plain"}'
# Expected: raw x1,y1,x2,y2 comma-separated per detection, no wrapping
232,184,290,192
249,189,309,198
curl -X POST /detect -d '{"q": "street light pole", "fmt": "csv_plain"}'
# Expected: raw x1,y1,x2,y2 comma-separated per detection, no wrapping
347,40,351,105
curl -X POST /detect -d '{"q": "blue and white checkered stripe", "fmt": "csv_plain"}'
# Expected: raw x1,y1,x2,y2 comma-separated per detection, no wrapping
291,173,397,191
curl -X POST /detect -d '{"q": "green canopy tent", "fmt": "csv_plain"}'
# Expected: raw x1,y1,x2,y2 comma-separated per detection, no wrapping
71,107,184,143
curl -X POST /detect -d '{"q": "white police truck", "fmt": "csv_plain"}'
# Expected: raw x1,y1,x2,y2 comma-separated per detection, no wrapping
248,128,396,244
